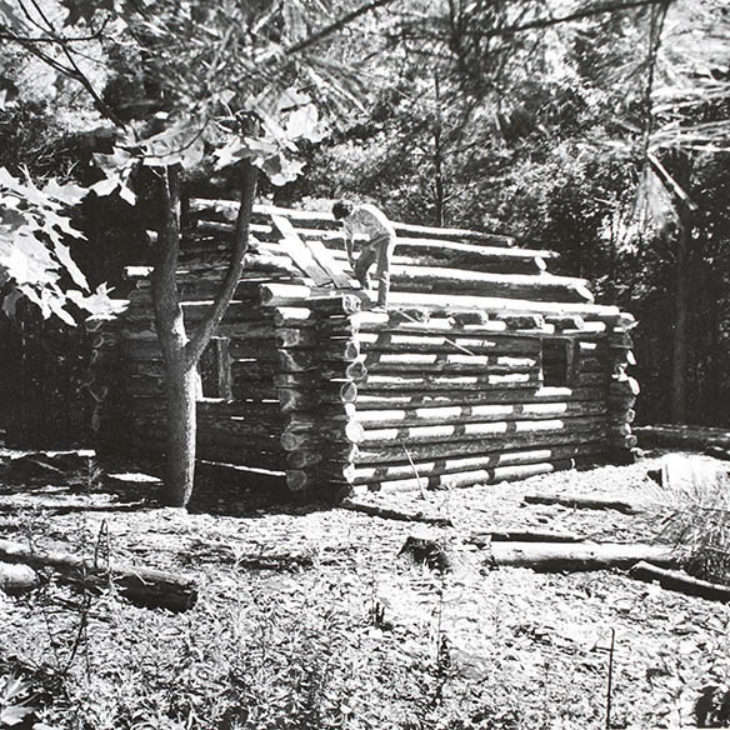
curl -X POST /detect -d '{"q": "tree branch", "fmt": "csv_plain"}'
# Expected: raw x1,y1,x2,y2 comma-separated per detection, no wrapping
492,0,664,37
185,161,259,368
407,0,666,40
16,0,125,128
286,0,399,55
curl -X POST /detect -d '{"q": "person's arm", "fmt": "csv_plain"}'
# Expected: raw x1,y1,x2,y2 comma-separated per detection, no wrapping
343,219,355,268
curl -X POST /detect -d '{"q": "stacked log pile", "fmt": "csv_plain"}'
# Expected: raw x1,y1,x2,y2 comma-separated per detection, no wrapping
113,199,637,500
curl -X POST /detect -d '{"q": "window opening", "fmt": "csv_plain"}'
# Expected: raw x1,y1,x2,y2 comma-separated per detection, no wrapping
197,336,233,401
542,338,579,387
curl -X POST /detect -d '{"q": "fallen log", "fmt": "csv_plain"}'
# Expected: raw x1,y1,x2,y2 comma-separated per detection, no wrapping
629,561,730,603
467,529,581,546
340,499,453,527
0,499,148,516
634,424,730,450
488,542,677,571
522,493,642,514
0,539,198,611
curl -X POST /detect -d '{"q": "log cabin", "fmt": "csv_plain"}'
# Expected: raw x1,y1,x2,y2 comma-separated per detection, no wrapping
112,198,638,499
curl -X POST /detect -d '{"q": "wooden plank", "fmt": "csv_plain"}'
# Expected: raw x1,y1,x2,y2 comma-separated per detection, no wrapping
304,238,354,288
271,215,333,287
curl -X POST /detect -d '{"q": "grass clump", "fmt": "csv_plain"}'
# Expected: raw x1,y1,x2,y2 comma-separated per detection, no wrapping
654,462,730,584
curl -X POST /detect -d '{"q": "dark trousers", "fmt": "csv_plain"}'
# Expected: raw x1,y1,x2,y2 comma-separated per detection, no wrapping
354,232,396,306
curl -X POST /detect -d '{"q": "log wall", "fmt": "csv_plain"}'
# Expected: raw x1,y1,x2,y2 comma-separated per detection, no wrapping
113,199,637,500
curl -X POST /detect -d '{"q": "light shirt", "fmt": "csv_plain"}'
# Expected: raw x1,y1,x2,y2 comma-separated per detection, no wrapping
342,204,396,246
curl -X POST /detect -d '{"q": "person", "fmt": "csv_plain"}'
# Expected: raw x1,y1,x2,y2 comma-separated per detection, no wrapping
332,200,397,308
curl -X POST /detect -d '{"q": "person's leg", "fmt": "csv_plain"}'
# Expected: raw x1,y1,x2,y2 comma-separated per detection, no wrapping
354,245,376,290
374,233,396,307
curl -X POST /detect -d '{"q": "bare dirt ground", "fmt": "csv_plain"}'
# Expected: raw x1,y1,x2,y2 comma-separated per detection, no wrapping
0,450,729,729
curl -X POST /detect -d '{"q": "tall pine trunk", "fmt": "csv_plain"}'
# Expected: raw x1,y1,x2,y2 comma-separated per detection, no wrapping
670,154,691,425
151,162,258,507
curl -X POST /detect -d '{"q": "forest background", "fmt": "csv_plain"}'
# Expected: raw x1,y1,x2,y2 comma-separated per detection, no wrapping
1,0,729,432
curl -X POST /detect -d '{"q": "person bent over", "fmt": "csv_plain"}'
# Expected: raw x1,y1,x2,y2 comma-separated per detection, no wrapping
332,200,397,308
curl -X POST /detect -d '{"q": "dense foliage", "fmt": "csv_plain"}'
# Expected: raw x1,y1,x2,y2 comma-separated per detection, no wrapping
287,0,730,426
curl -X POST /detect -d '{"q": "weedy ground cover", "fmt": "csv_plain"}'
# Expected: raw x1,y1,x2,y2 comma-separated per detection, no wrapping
1,454,729,729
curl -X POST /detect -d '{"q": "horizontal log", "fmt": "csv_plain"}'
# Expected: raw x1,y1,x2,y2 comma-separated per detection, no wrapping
356,265,594,303
358,332,542,355
276,327,319,348
362,352,539,374
128,417,285,448
355,426,609,464
257,283,620,317
126,299,266,325
493,314,544,330
277,380,358,409
392,221,516,246
385,291,617,317
545,315,585,331
274,373,356,393
308,295,362,315
195,222,536,267
354,385,606,409
191,199,516,245
354,458,589,494
0,539,198,611
273,307,318,327
131,398,284,420
352,442,605,484
355,401,607,428
319,310,605,338
296,234,550,274
629,561,730,602
281,420,364,450
128,435,284,470
360,415,607,447
358,372,542,391
132,412,284,440
286,407,356,430
487,542,677,571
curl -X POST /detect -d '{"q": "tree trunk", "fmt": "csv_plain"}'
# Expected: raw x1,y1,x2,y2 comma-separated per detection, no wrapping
432,72,445,227
163,362,198,506
670,154,691,424
151,162,258,507
151,165,192,506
